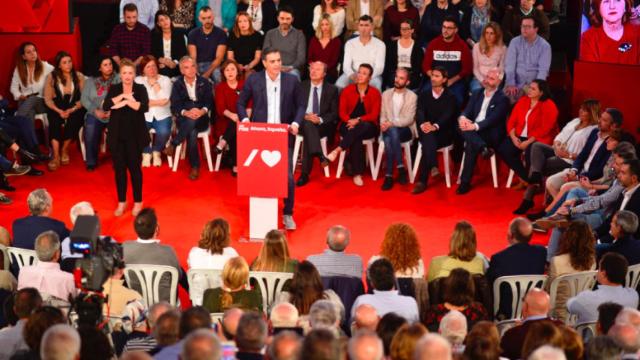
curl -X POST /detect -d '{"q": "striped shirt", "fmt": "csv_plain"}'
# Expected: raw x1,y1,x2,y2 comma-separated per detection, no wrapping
307,249,364,278
123,336,156,353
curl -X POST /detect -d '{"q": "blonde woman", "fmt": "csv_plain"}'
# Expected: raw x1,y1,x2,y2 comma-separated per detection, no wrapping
308,14,342,81
251,230,298,272
470,22,506,92
312,0,346,38
427,221,486,281
202,256,262,312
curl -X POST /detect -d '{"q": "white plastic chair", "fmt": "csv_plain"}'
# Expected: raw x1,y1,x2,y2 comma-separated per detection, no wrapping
172,126,213,172
249,271,293,314
149,128,173,168
292,135,330,177
35,113,49,146
497,319,518,336
124,264,179,307
626,263,640,289
411,143,454,187
335,138,376,179
186,268,223,306
0,245,9,271
78,127,107,162
493,274,548,320
457,147,499,188
574,322,597,341
372,137,413,182
8,247,38,271
506,170,516,188
548,271,597,323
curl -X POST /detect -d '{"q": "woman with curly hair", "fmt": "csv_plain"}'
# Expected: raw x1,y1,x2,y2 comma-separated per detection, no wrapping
546,220,596,321
202,256,262,313
390,323,428,360
427,221,486,282
368,223,424,278
187,218,239,270
462,321,502,360
251,230,298,272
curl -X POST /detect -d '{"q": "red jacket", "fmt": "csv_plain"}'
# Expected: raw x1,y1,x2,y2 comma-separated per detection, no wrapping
506,96,558,145
338,84,382,124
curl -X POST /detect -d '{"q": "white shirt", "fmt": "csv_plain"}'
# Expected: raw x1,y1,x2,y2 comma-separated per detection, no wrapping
247,1,263,31
520,108,533,137
397,40,414,68
554,118,597,163
266,72,282,124
187,246,239,269
360,0,370,15
475,91,495,124
392,91,404,122
583,133,606,171
312,6,346,38
135,75,173,122
162,38,172,59
343,36,386,78
10,61,54,100
306,83,324,125
621,183,640,210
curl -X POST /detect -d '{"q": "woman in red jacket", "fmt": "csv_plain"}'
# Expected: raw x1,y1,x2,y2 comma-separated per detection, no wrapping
497,79,558,192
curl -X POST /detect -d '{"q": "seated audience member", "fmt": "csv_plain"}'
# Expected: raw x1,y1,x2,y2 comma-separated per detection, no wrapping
135,55,173,168
102,262,144,317
251,230,298,272
268,330,302,360
79,326,114,360
308,15,342,83
379,68,416,190
119,0,158,29
109,3,152,68
584,336,623,360
568,253,639,324
500,288,561,359
235,312,268,360
345,0,384,39
412,66,458,194
470,22,506,93
523,338,565,360
377,312,409,357
501,79,559,212
227,12,264,76
463,321,503,360
597,210,640,266
348,330,385,360
187,218,239,270
503,16,551,103
151,10,188,78
560,326,585,360
262,6,306,80
40,324,81,360
11,306,66,360
187,6,227,82
424,268,489,332
419,0,460,47
12,189,70,250
123,208,187,301
279,0,320,40
300,329,342,360
180,328,221,360
0,95,46,174
456,68,509,195
422,15,472,106
295,61,338,187
0,288,42,359
164,56,213,181
383,0,420,42
438,310,467,355
270,302,300,329
154,306,212,360
307,225,363,278
81,56,120,171
336,16,386,90
309,300,341,335
43,51,86,171
18,231,76,301
427,221,485,281
370,223,425,278
10,42,54,129
202,256,262,313
353,304,380,332
218,307,244,342
546,221,596,322
146,309,181,355
383,20,423,91
122,301,174,353
413,333,453,360
389,323,428,360
312,0,346,39
596,302,623,336
460,0,497,49
237,0,278,34
352,258,420,323
502,0,550,42
160,0,195,30
327,63,382,187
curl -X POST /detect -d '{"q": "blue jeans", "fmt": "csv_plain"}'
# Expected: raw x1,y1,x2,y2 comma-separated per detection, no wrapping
382,127,412,176
197,62,221,84
144,117,172,153
83,114,108,167
547,211,604,261
547,187,590,216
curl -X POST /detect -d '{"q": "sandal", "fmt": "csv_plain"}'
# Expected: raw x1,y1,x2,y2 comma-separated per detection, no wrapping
61,153,70,165
47,159,60,172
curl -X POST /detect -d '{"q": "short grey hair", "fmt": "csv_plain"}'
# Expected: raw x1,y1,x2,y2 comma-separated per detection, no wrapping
610,323,640,353
35,231,60,262
527,346,567,360
270,302,299,328
181,328,222,360
326,225,351,252
27,188,51,216
69,201,94,225
414,333,452,360
438,310,467,346
615,307,640,327
615,211,639,235
309,300,337,329
487,67,504,80
40,324,81,360
148,301,173,328
348,329,384,360
179,56,195,66
268,330,302,360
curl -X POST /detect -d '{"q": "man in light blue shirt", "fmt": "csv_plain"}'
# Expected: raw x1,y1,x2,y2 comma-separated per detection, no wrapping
120,0,158,29
567,253,639,324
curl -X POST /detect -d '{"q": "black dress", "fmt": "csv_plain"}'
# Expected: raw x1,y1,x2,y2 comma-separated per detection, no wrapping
227,31,264,71
151,30,188,78
47,75,85,142
103,83,150,202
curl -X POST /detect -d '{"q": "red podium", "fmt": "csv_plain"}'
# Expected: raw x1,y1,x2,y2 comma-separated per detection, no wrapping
237,122,289,240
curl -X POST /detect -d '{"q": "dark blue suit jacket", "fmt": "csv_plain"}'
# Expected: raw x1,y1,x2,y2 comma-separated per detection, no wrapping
12,216,70,250
461,89,510,134
170,75,213,131
597,235,640,266
571,128,611,180
237,71,305,128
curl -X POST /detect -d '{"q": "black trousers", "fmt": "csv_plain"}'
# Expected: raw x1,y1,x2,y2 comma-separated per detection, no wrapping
417,130,451,183
459,129,504,185
339,121,378,176
112,139,143,202
300,120,333,176
497,136,533,181
221,122,238,167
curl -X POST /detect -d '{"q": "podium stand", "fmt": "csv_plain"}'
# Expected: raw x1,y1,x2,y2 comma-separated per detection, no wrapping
237,123,289,240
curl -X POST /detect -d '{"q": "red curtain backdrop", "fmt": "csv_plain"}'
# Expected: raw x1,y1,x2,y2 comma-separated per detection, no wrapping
0,0,70,33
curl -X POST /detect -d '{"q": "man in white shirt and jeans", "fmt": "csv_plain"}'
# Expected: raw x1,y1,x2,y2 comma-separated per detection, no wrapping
336,15,386,90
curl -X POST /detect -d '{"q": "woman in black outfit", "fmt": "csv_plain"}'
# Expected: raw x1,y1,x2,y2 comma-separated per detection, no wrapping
103,59,150,216
151,10,188,78
383,19,423,90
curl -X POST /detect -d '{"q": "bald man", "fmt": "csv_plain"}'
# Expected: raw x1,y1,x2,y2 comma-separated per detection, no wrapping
353,304,380,332
220,307,244,341
270,302,300,329
609,323,640,358
268,330,302,360
413,333,453,360
500,289,563,359
348,330,384,360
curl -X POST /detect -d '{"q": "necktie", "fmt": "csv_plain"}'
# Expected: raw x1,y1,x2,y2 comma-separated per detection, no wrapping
312,86,320,115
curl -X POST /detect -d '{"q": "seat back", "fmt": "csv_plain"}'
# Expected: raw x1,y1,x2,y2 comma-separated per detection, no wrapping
8,247,38,271
549,271,597,322
124,264,179,307
574,322,597,342
321,276,365,322
0,245,9,271
249,271,293,314
626,263,640,290
210,312,224,326
187,269,223,306
493,275,548,320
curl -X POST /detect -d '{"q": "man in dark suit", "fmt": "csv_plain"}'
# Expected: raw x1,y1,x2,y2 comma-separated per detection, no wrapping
12,188,69,250
456,68,509,195
165,56,213,181
597,210,640,266
237,49,306,230
296,61,338,187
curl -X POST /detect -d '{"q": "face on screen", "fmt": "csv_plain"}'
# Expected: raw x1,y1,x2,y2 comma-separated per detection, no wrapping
600,0,626,24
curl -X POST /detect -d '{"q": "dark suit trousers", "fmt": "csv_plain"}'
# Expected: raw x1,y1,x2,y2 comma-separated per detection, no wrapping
173,115,206,168
300,120,332,175
284,144,295,215
417,130,452,183
112,139,143,202
339,122,377,175
460,129,503,185
221,122,238,167
497,137,533,181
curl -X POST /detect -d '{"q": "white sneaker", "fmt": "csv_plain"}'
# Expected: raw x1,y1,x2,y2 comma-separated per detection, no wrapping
353,175,363,186
152,151,162,167
142,153,151,167
283,215,297,230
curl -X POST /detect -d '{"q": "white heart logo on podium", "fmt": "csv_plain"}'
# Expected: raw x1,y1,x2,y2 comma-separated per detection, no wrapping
260,150,282,167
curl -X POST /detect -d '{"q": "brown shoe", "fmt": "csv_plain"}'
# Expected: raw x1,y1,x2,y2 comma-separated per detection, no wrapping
60,152,70,165
163,144,175,157
189,167,200,180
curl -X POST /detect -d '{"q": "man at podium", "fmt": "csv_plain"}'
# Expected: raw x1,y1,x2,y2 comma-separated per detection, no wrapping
237,49,305,230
